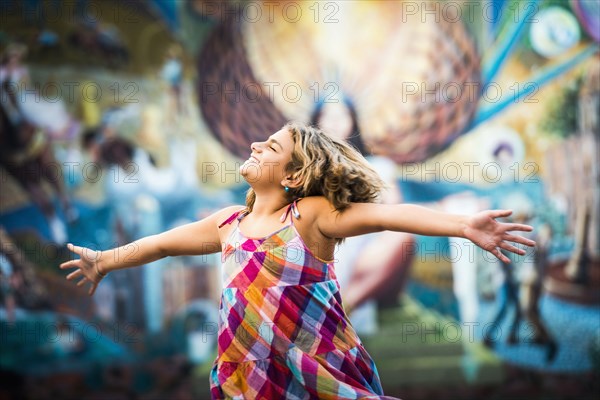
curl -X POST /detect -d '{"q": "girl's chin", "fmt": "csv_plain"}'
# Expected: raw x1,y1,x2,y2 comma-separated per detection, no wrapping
239,163,259,180
240,160,260,175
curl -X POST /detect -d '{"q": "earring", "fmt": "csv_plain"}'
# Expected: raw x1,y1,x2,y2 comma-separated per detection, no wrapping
284,186,290,192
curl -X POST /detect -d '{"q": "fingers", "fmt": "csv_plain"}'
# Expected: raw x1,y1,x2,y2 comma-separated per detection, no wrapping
67,243,84,255
499,241,526,256
65,244,101,263
59,259,79,270
505,223,533,232
62,253,100,295
504,233,536,247
490,209,512,219
491,247,510,264
65,270,99,296
66,269,83,280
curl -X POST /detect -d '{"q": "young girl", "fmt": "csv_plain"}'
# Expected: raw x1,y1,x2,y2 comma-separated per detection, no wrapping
60,122,535,399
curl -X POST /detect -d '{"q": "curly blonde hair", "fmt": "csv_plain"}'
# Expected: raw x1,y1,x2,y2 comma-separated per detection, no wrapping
245,122,387,226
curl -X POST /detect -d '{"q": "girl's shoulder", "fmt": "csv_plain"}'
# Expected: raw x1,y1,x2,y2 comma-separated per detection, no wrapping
296,196,335,218
215,205,247,228
298,196,330,207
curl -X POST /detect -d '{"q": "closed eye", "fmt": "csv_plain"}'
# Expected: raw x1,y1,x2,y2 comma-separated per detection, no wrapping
266,137,283,152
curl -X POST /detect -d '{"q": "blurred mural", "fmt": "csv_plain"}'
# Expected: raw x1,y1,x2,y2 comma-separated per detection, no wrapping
0,0,599,399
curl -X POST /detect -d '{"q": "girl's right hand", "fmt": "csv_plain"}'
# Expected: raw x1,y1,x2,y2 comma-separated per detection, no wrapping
59,243,106,296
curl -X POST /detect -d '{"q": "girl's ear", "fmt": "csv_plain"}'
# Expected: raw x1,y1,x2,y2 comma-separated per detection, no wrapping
281,175,302,189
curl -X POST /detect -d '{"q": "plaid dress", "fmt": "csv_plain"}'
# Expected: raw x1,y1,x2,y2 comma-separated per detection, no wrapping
210,200,387,399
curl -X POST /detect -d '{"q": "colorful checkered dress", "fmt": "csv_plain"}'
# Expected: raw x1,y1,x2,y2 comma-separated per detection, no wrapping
210,200,387,399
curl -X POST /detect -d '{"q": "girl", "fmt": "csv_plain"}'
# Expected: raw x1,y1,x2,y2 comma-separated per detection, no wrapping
60,122,535,399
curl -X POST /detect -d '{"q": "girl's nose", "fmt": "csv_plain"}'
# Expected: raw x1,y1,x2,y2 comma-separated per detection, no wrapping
251,142,262,152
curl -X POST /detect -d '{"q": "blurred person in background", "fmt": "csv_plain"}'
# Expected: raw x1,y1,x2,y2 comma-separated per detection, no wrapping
0,44,77,244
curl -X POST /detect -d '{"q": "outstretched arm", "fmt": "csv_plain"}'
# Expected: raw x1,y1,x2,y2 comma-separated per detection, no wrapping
59,205,241,295
315,201,535,263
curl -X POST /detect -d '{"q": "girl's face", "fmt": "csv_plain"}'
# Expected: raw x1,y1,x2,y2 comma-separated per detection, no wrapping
317,102,353,140
240,127,295,188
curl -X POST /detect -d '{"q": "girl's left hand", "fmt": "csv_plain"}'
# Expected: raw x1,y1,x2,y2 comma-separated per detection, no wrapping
464,209,536,263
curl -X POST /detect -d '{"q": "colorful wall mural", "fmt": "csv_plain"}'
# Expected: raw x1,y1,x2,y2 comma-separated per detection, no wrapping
0,1,598,399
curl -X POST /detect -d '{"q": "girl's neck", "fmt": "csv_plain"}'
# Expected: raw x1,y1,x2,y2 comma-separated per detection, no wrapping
250,190,289,218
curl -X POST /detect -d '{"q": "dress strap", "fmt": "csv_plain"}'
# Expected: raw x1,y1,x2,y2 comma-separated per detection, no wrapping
218,209,248,228
279,199,301,223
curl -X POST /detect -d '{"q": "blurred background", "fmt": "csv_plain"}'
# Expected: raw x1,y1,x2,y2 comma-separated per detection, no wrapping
0,0,598,399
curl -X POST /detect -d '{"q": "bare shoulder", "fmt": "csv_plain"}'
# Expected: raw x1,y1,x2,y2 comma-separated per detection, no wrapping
296,196,337,235
297,196,334,211
211,205,246,243
295,197,337,259
214,205,247,226
296,196,335,219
